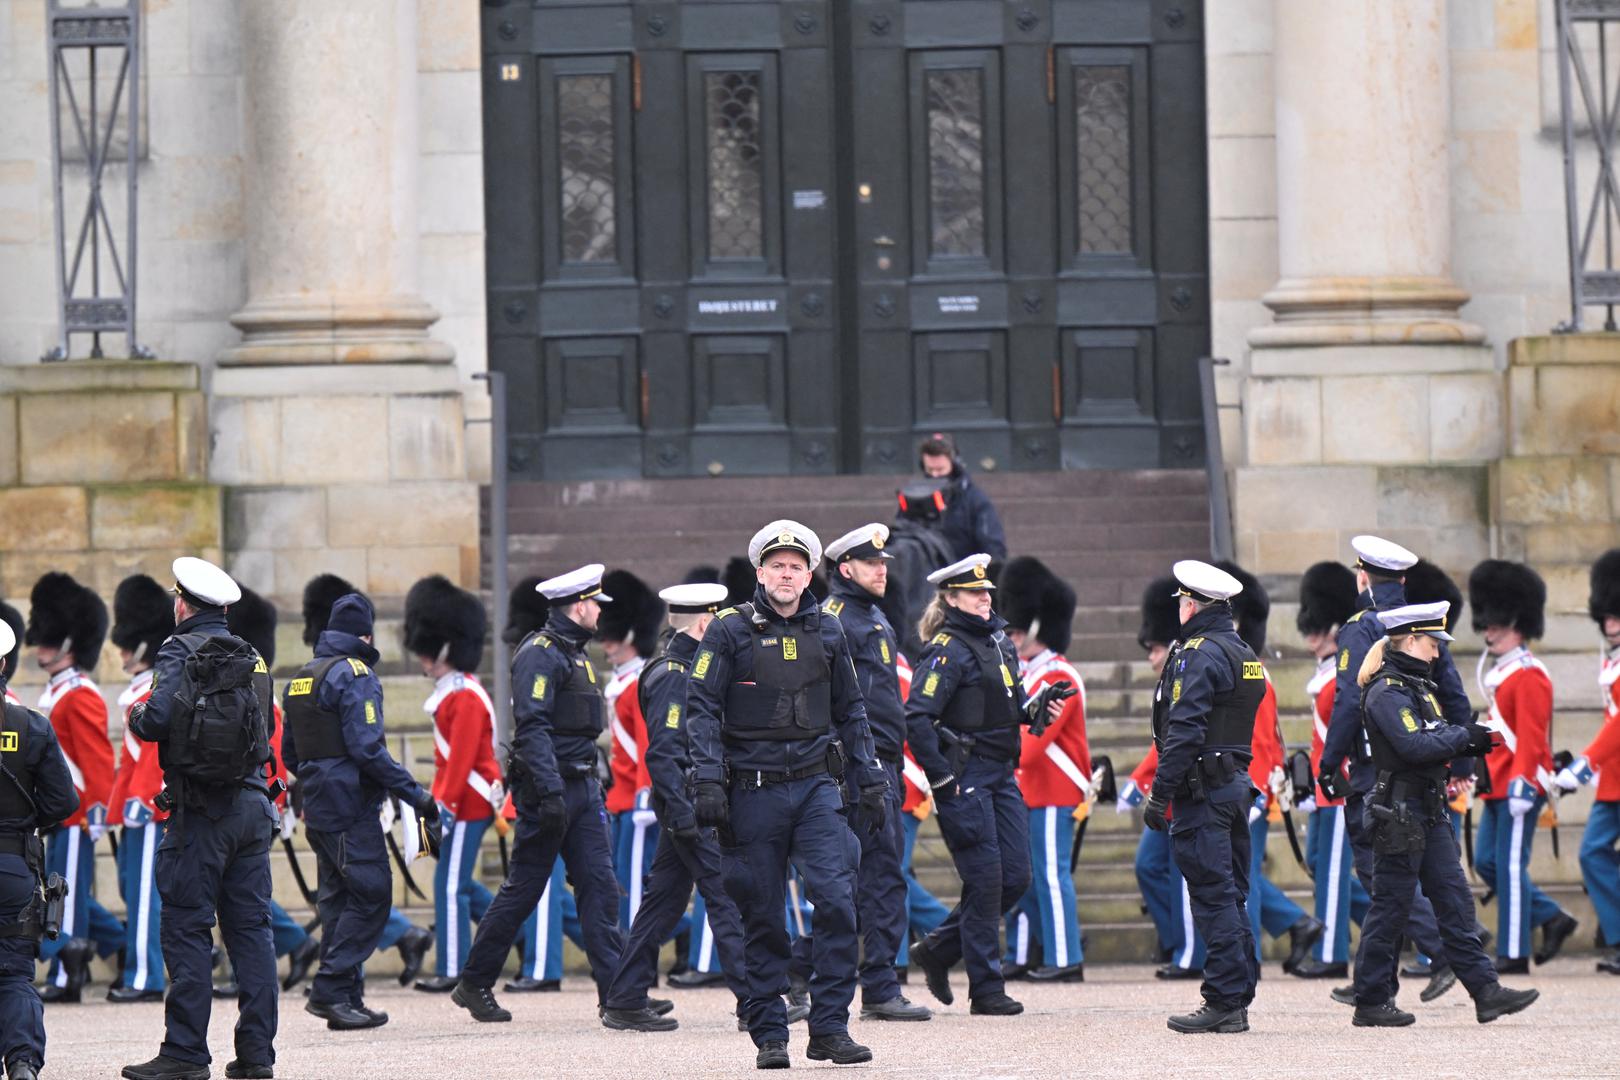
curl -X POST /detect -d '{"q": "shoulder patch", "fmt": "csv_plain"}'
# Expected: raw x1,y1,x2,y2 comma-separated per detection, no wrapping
346,657,369,677
693,650,714,680
1338,648,1350,671
1183,637,1204,650
822,598,844,617
253,656,268,675
664,703,682,729
1399,706,1418,733
921,671,941,697
535,634,554,649
531,674,549,700
931,633,952,647
668,661,686,674
1347,611,1365,623
1172,678,1183,703
364,700,378,725
716,608,737,620
879,637,892,664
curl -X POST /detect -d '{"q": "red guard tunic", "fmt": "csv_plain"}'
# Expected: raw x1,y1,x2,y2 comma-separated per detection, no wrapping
39,667,113,829
1306,656,1346,806
1014,649,1090,807
427,672,502,821
1590,650,1620,801
108,669,165,825
604,659,650,816
1479,646,1554,800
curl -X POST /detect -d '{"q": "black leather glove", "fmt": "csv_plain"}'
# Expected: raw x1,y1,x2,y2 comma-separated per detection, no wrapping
533,793,567,836
415,795,441,825
668,814,702,844
931,778,960,803
1465,723,1497,758
1143,790,1169,833
1318,766,1349,802
855,783,888,838
693,782,729,829
1024,680,1078,735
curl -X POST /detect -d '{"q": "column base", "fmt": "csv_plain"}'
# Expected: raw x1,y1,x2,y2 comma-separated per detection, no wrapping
221,294,456,366
1250,276,1485,350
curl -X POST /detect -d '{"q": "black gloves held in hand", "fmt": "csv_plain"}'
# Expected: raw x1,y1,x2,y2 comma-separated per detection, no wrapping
693,781,730,829
533,793,567,836
1464,723,1498,759
1143,790,1170,833
855,784,888,838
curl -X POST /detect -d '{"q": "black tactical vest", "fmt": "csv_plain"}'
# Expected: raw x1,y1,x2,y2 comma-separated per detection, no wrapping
1152,633,1266,750
1362,669,1450,788
937,630,1022,734
0,705,32,822
283,657,352,760
723,604,833,741
526,634,605,737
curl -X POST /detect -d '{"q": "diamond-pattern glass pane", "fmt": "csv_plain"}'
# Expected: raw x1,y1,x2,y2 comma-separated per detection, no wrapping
705,71,764,260
1076,66,1132,255
926,69,986,259
558,74,616,264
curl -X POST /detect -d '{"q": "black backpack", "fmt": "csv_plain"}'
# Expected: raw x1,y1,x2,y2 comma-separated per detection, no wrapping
165,633,272,787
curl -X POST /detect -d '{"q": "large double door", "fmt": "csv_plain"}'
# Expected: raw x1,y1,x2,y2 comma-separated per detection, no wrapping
482,1,1208,479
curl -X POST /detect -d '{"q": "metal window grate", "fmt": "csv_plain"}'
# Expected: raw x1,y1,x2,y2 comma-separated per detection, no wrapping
704,71,764,260
558,73,618,265
1076,65,1133,256
1556,0,1620,329
925,69,986,259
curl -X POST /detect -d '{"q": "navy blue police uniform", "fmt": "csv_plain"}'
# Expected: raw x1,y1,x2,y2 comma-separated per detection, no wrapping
1148,600,1264,1024
281,593,433,1022
686,575,886,1053
823,569,917,1013
1347,606,1538,1026
905,577,1034,1010
131,601,279,1074
458,608,625,1003
603,621,750,1018
1319,568,1473,979
0,693,78,1079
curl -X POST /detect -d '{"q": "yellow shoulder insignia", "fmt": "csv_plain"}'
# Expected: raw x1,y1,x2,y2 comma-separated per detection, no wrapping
822,598,844,617
1338,648,1350,671
664,703,682,729
253,656,269,675
693,650,714,680
363,700,378,725
1184,637,1204,650
931,633,952,647
668,662,686,674
716,607,738,620
921,671,941,697
1241,661,1265,680
1399,706,1418,733
1347,611,1365,623
346,657,369,677
535,634,554,649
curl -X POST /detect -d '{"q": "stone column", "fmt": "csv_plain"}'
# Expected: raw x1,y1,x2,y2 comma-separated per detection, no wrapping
222,0,452,365
1251,0,1483,356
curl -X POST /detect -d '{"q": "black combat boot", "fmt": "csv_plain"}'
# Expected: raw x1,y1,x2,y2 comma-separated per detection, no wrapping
120,1055,209,1080
451,980,512,1023
1167,1002,1248,1034
601,1005,679,1032
305,999,388,1030
969,991,1024,1016
859,995,932,1021
503,976,559,992
1290,958,1346,979
1283,916,1325,974
1419,964,1457,1002
1352,1001,1415,1027
224,1060,274,1079
908,939,953,1005
414,974,458,993
755,1041,789,1069
396,925,433,986
1474,983,1539,1023
805,1032,872,1064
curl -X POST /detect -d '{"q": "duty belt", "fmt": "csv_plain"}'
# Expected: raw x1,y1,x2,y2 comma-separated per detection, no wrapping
731,760,830,789
0,834,29,857
559,759,596,779
876,750,903,769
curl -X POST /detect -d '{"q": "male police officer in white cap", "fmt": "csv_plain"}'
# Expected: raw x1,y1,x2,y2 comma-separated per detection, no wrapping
1347,602,1538,1027
822,525,931,1022
1318,536,1475,1004
1141,561,1264,1034
453,564,630,1024
123,558,278,1080
686,521,890,1069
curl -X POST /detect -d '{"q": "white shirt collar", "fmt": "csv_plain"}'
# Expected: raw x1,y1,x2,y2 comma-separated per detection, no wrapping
117,668,155,709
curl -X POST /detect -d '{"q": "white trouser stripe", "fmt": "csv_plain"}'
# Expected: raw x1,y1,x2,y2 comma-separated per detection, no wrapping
532,876,553,979
1323,807,1346,963
133,824,157,990
56,829,82,987
629,816,650,922
1177,878,1196,969
1013,912,1029,966
445,821,467,977
1508,810,1526,959
698,912,715,971
1043,808,1067,968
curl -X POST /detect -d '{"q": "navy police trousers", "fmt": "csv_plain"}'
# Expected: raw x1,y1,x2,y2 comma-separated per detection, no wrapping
1170,797,1257,1012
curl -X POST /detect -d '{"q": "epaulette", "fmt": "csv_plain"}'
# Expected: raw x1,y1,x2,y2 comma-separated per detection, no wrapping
715,607,738,620
1346,611,1366,623
931,632,952,647
668,661,686,674
1183,637,1204,650
822,597,845,617
345,657,369,677
534,633,554,649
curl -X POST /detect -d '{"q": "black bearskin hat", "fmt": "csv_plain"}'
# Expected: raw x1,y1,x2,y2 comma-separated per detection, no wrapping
1297,561,1358,637
1589,549,1620,625
0,603,23,681
405,575,487,672
1138,576,1181,650
227,586,280,668
1403,559,1464,633
998,556,1077,655
597,570,664,659
505,575,550,645
110,574,174,667
1468,559,1546,641
1215,560,1270,656
25,572,108,669
302,573,358,647
722,557,756,608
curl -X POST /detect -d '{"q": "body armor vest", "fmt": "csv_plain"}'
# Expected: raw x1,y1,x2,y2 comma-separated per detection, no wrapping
1152,633,1266,750
1362,669,1450,789
283,657,352,760
0,705,33,823
528,634,605,737
938,630,1021,734
723,604,833,742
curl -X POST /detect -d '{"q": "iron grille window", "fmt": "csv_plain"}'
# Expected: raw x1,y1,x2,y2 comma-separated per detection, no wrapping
704,71,765,260
925,68,986,258
557,73,617,264
1076,65,1132,256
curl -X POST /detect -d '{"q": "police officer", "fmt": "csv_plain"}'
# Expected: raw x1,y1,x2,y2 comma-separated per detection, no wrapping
1141,561,1262,1034
906,554,1068,1017
452,565,628,1023
1348,601,1539,1027
105,574,175,1003
821,524,931,1022
0,615,78,1080
122,558,278,1080
601,582,763,1032
282,589,436,1031
1317,537,1472,1004
687,521,888,1069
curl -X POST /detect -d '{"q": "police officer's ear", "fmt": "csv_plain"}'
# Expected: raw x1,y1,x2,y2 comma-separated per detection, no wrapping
837,561,854,581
